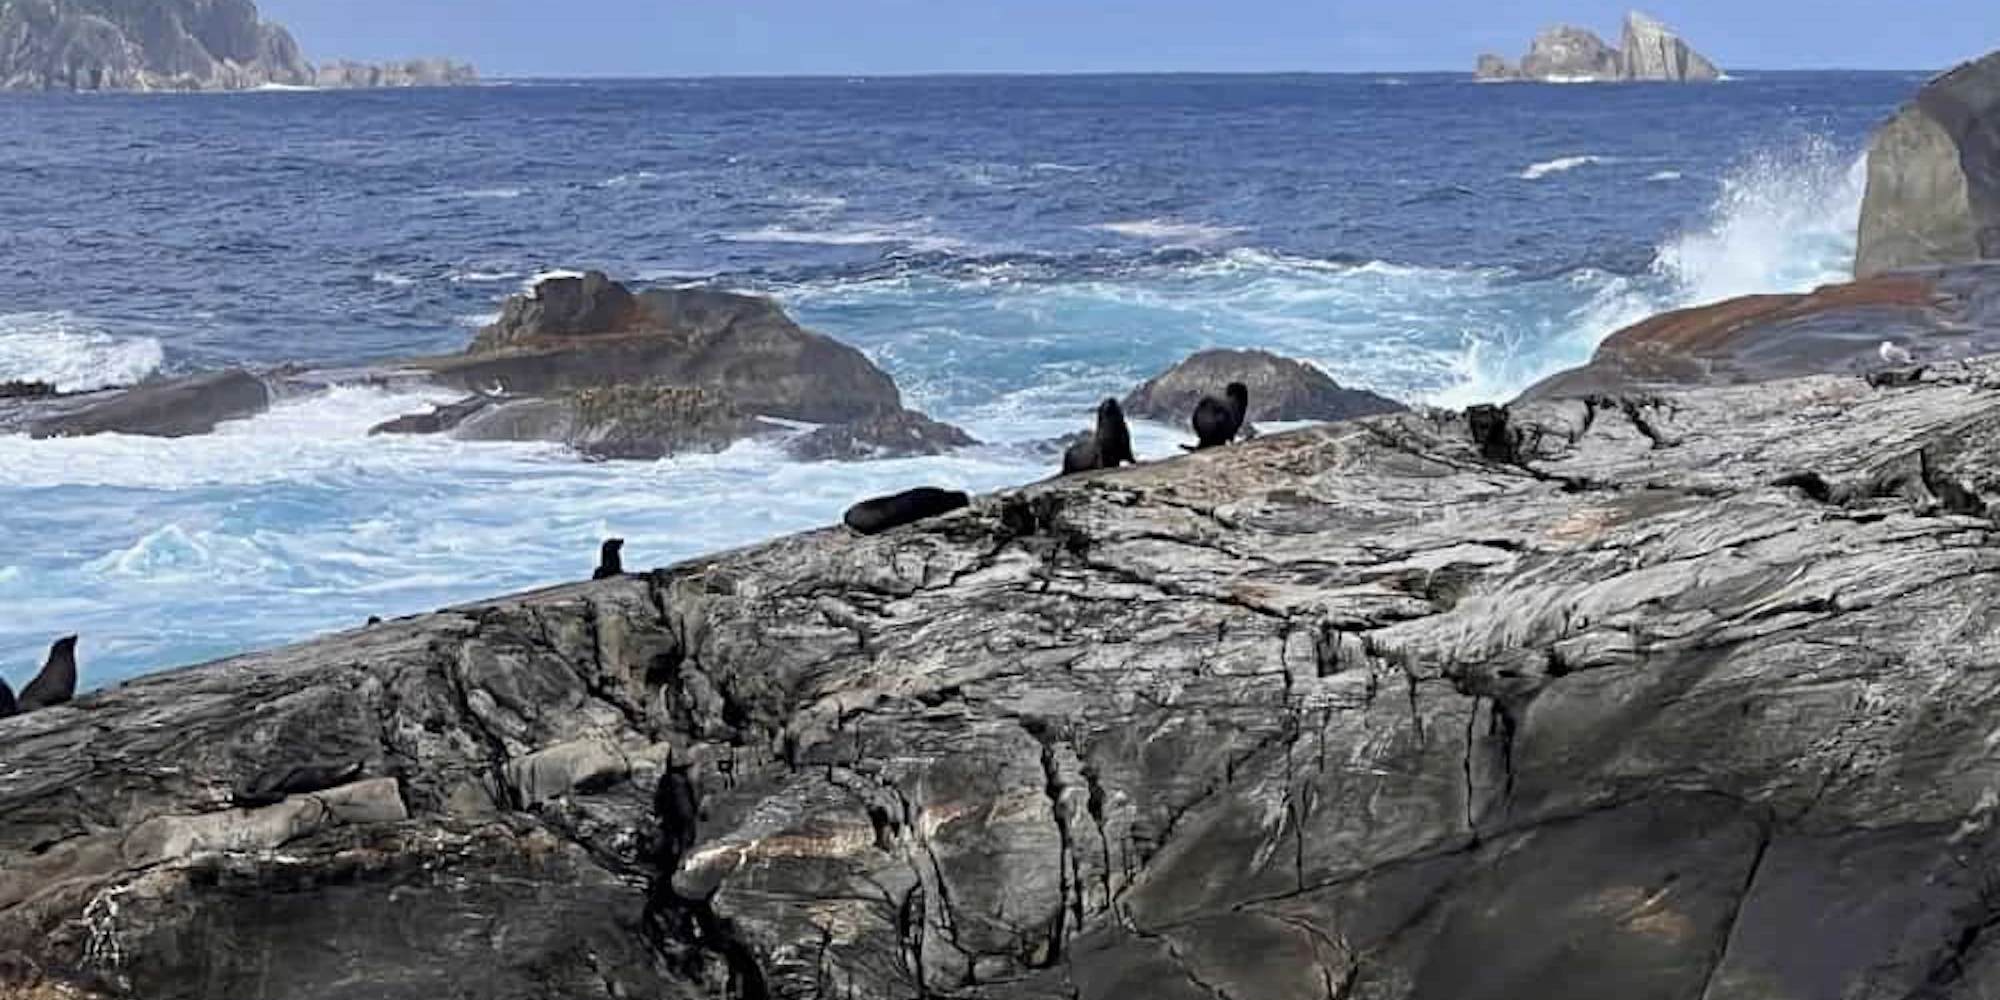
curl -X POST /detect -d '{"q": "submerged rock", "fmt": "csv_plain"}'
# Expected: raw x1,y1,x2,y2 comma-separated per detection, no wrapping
1122,348,1406,425
1517,264,2000,400
27,369,272,439
1855,49,2000,278
10,351,2000,995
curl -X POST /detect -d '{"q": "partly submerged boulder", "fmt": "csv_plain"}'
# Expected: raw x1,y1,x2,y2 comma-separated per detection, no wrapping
27,369,272,439
1474,53,1518,81
784,408,981,462
1122,348,1406,425
1519,25,1620,81
424,272,902,424
565,383,769,461
312,57,477,88
367,394,497,436
1518,264,2000,400
16,353,2000,995
1855,50,2000,278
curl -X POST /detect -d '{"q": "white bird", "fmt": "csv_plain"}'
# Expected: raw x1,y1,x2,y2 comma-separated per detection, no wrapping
1879,341,1915,366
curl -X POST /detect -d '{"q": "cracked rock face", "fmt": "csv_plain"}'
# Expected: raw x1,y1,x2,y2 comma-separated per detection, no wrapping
1856,48,2000,279
13,356,2000,997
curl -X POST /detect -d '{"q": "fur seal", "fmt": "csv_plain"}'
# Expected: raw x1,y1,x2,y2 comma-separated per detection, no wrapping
0,677,15,719
1465,404,1519,464
1183,382,1249,451
656,757,702,872
1062,398,1137,475
844,487,971,535
593,538,626,580
18,635,77,712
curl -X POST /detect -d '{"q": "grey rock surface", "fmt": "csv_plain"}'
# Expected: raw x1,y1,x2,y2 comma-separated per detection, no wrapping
25,369,271,438
1856,50,2000,278
1518,25,1620,81
784,408,981,462
1123,347,1407,426
10,350,2000,996
313,57,476,88
0,0,310,91
1473,53,1517,81
1616,10,1720,82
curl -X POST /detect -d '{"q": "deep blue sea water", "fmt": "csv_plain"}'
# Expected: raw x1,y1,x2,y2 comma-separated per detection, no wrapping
0,71,1923,687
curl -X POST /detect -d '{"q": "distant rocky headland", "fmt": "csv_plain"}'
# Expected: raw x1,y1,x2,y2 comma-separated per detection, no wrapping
0,0,476,92
1476,10,1720,83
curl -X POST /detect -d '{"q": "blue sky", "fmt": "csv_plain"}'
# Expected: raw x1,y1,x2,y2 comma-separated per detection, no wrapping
257,1,2000,76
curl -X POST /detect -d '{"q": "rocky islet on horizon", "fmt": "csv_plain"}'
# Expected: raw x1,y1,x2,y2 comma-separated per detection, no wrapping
0,0,475,91
1475,10,1721,83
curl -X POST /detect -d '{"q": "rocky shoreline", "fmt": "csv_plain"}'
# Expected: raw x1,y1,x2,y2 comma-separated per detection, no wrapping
1475,10,1720,83
11,42,2000,1000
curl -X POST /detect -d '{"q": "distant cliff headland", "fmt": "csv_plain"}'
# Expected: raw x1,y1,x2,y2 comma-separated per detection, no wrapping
1476,10,1720,83
0,0,475,91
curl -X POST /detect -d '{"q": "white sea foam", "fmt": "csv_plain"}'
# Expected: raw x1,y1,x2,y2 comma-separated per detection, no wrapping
603,170,660,188
252,83,320,93
370,271,418,287
1091,219,1248,244
720,223,962,253
522,269,587,291
448,270,522,284
1647,170,1685,182
1520,155,1611,180
0,313,164,391
448,187,527,200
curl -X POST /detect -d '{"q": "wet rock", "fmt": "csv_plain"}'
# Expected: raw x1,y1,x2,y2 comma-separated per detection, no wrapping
427,271,902,424
450,397,575,443
1122,347,1406,425
367,394,497,436
784,408,980,462
1856,49,2000,278
15,355,2000,995
28,369,272,439
0,381,56,400
1518,264,2000,400
565,382,769,460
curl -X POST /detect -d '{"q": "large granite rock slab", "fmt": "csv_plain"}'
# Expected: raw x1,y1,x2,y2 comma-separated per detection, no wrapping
24,369,273,439
1122,348,1406,425
1476,11,1720,83
1855,50,2000,278
1617,11,1720,82
12,345,2000,996
1518,263,2000,400
423,272,903,425
0,0,311,92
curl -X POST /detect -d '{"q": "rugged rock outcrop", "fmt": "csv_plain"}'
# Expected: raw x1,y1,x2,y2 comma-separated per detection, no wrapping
1122,348,1407,426
1855,49,2000,278
565,383,770,461
10,347,2000,996
1477,11,1720,83
1617,10,1720,82
0,0,311,91
1519,25,1620,81
1473,53,1518,81
433,272,903,425
23,369,272,439
1519,263,2000,400
312,57,476,88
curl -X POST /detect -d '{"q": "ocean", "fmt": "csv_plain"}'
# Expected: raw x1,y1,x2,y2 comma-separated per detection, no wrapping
0,71,1920,687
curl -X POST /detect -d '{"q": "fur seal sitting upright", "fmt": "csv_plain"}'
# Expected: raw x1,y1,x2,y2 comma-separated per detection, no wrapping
1062,398,1138,475
593,538,626,580
0,677,15,719
18,635,77,712
844,487,971,535
1183,382,1249,451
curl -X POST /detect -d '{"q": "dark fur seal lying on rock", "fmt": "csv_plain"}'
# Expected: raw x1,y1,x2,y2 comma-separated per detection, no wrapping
844,488,971,535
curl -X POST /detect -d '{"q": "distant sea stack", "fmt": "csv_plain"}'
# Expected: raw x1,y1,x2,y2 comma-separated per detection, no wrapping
314,58,478,89
1475,10,1721,83
0,0,476,92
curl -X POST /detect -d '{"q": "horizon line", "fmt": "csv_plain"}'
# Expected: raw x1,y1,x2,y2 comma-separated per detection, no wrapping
456,66,1934,81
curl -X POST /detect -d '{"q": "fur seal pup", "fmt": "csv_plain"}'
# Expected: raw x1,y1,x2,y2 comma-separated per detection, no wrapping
593,538,626,580
0,677,15,719
844,488,971,535
18,635,77,712
1062,398,1138,475
1183,382,1250,451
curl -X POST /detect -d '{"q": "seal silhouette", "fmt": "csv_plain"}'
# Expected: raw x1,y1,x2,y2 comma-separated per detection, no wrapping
19,635,77,712
593,538,626,580
1183,382,1249,451
844,488,971,535
1062,398,1137,475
